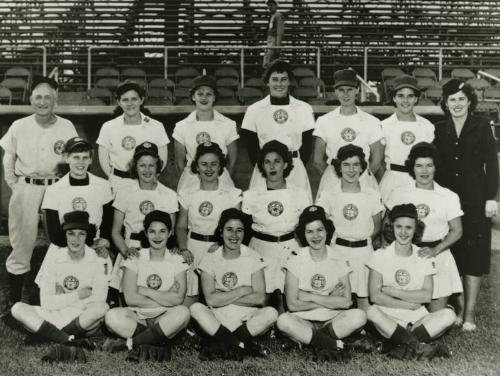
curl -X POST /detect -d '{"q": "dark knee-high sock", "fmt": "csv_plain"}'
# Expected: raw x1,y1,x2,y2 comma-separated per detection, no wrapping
309,330,339,350
132,323,166,346
233,324,253,343
412,325,432,343
62,317,87,338
320,324,339,339
132,322,147,337
36,321,71,343
7,273,25,305
213,325,241,347
390,325,418,346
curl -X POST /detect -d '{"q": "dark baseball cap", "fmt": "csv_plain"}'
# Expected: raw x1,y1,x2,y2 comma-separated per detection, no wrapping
31,76,58,91
191,75,218,93
389,204,418,221
133,141,159,160
333,69,358,89
62,210,90,231
144,210,172,231
64,137,92,153
392,74,420,92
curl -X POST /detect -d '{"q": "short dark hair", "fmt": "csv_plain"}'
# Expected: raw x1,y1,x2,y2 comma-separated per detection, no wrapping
405,144,440,179
128,154,163,180
440,82,477,114
213,208,253,246
295,217,335,247
190,142,226,175
382,216,425,245
332,146,367,177
264,60,294,83
257,140,294,178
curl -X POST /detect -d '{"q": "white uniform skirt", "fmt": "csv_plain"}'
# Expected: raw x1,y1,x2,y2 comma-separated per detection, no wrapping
375,304,429,328
249,156,312,202
211,304,260,332
432,249,463,299
379,169,414,204
109,238,141,290
130,306,170,320
333,241,373,298
293,307,341,322
177,166,234,191
35,306,83,329
316,165,379,200
186,236,215,297
249,237,301,293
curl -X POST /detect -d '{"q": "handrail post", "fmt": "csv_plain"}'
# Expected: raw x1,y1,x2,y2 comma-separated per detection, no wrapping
164,47,168,80
41,47,46,76
438,48,443,81
316,47,321,79
87,46,93,90
240,48,245,88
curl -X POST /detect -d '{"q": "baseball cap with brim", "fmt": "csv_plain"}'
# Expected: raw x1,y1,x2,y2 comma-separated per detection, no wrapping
62,211,90,231
191,75,218,94
144,210,172,231
64,137,91,153
31,76,58,91
389,204,418,222
133,142,159,159
392,74,420,92
333,69,358,89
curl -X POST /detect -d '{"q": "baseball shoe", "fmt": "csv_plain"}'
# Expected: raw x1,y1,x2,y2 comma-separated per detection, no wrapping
244,341,268,358
102,337,128,353
41,344,87,363
65,337,96,351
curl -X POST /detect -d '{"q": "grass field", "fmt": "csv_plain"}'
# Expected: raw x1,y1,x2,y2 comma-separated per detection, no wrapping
0,240,499,376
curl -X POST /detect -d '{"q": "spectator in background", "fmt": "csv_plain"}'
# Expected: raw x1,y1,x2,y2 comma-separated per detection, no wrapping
263,0,284,68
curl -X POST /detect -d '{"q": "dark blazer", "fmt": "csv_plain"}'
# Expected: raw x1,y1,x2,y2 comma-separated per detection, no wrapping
433,114,499,207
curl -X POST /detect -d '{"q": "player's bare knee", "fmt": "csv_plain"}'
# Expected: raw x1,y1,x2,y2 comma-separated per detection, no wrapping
10,302,28,320
366,305,382,323
349,308,368,329
170,305,191,327
439,307,456,327
262,306,279,326
104,307,122,328
189,302,207,320
90,302,109,319
276,312,294,334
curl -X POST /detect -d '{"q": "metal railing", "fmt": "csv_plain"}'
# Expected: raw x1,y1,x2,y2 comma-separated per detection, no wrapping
0,46,46,76
87,45,321,90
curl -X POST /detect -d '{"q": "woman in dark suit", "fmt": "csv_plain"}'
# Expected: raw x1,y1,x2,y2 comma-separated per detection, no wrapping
433,79,499,331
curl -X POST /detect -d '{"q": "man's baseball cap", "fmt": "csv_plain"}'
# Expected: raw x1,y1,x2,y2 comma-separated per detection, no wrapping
64,137,92,153
389,203,418,221
133,141,159,160
392,74,420,92
31,76,58,91
144,210,172,231
442,78,466,98
190,75,218,95
333,69,358,89
62,211,90,231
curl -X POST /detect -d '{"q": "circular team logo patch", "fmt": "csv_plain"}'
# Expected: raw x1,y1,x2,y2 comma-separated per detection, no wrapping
121,136,136,151
72,197,87,211
195,132,211,144
273,109,288,124
343,204,359,220
416,203,430,219
311,273,326,290
63,275,79,291
222,272,238,289
395,269,411,286
139,200,155,215
53,140,65,155
147,274,162,290
267,201,284,217
400,131,416,145
341,128,357,142
198,201,213,217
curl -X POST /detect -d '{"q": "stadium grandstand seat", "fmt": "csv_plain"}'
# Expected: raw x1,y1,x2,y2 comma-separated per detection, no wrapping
122,78,148,90
149,78,175,91
0,86,12,105
466,78,490,100
417,97,434,106
245,77,266,91
146,87,174,105
216,77,239,91
484,87,500,101
174,67,200,84
412,68,437,82
177,98,194,106
174,87,190,104
308,98,328,105
95,67,120,82
81,97,107,106
87,87,112,105
417,77,437,90
292,67,316,81
381,68,405,81
439,77,453,87
214,67,239,80
0,77,28,103
95,77,120,92
121,68,147,83
178,78,195,89
237,87,263,105
4,67,31,89
325,91,339,105
292,87,318,102
299,77,325,97
425,86,443,104
475,101,499,118
58,92,87,105
451,68,475,81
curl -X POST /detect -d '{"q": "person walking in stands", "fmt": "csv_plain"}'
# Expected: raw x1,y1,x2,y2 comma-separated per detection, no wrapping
173,75,238,190
379,75,435,204
241,60,315,201
97,81,169,194
312,68,384,200
0,77,77,318
433,79,499,331
263,0,284,68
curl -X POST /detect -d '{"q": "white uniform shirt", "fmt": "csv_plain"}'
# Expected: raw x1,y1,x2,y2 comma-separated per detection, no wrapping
42,173,113,230
122,249,189,292
387,183,463,242
313,107,383,163
242,184,311,236
316,185,383,240
173,110,239,163
367,243,436,291
284,246,351,296
178,185,242,235
96,113,169,171
241,95,315,151
381,113,435,166
113,181,178,239
35,244,108,310
198,245,266,292
0,114,77,178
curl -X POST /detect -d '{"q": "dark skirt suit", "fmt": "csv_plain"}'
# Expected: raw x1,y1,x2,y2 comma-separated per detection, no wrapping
434,114,499,276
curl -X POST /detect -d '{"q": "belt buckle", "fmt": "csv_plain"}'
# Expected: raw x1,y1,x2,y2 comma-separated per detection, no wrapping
204,235,211,242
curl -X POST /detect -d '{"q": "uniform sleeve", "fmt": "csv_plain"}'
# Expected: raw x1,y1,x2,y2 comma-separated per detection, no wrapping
151,121,170,146
101,181,114,206
65,121,78,138
241,106,258,132
300,103,315,132
96,122,112,148
422,257,437,277
371,191,384,215
335,259,353,278
299,188,312,207
173,255,190,274
312,116,327,140
0,125,15,154
162,188,179,213
283,253,301,277
88,258,109,303
366,250,384,273
445,191,464,220
249,252,267,274
197,253,216,276
122,256,139,273
368,118,384,145
172,122,185,145
229,188,243,208
41,185,58,210
177,189,189,209
225,119,240,145
35,244,58,285
425,120,435,142
113,189,128,212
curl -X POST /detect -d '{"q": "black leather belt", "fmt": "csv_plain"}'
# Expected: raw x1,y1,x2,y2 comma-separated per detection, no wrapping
252,231,295,243
130,232,142,241
417,239,441,247
390,164,408,173
25,177,58,185
190,232,216,242
290,150,298,158
336,237,368,248
113,168,131,178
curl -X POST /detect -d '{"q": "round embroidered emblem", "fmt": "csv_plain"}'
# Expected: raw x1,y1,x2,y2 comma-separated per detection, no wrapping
139,200,155,215
400,131,416,145
222,272,238,289
395,269,411,286
267,201,284,217
311,274,326,290
416,203,430,219
343,204,359,220
341,128,357,142
198,201,213,217
273,109,289,124
121,136,136,151
147,274,162,290
63,275,79,291
72,197,87,211
196,132,212,144
53,140,65,155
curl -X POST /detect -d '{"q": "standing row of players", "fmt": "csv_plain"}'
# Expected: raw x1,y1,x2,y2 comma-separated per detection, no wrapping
0,59,497,360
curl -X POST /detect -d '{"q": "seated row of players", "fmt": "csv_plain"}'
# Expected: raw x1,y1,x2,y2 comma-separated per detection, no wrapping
10,203,455,362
